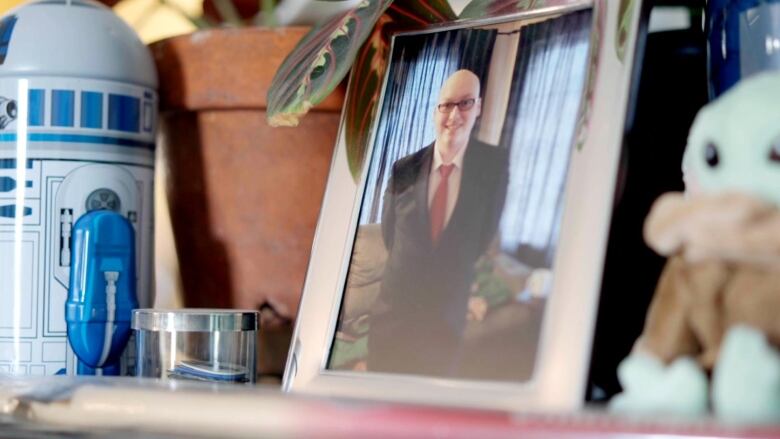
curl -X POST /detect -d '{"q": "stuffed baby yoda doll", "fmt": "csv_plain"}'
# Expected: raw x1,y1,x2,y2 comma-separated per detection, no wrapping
610,72,780,423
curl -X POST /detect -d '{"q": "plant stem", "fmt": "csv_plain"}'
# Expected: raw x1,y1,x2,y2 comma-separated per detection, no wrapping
261,0,276,27
211,0,243,26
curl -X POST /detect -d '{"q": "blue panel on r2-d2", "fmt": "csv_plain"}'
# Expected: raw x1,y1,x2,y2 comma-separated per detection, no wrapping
0,0,156,376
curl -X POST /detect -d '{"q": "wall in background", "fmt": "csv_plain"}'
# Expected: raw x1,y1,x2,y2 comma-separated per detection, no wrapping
0,0,27,14
0,0,198,43
113,0,200,43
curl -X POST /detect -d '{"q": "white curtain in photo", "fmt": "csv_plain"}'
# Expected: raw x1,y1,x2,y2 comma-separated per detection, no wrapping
498,10,592,266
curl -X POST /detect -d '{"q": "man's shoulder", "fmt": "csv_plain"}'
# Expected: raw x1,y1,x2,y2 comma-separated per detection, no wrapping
466,138,508,167
385,144,432,192
392,144,432,175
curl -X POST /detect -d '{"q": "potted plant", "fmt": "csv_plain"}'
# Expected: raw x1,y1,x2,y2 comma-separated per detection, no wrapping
146,2,345,377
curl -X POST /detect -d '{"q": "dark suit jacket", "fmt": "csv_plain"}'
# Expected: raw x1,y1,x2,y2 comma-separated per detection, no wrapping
367,139,508,376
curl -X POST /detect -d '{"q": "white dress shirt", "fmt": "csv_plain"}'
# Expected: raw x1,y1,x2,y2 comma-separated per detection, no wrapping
428,143,467,230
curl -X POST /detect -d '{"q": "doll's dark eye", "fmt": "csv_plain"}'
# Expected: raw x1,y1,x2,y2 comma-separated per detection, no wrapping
771,141,780,163
705,142,720,168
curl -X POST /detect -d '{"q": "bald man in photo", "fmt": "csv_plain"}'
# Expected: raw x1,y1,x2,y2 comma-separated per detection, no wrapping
367,70,509,376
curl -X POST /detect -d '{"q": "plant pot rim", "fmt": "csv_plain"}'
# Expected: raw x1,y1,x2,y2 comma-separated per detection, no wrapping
151,26,345,113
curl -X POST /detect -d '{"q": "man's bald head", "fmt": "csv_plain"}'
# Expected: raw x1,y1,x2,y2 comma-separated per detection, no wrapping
439,70,481,101
433,70,482,163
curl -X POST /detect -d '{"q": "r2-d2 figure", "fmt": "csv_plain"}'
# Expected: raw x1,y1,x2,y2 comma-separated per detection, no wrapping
0,0,156,376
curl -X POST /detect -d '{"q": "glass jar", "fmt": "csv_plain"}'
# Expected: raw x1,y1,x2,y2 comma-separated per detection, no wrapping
133,309,259,384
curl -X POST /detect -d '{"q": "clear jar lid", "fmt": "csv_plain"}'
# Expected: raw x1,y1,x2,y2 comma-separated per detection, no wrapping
132,309,259,332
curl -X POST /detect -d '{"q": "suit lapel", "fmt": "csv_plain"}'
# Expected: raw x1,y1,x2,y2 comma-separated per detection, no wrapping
415,145,434,246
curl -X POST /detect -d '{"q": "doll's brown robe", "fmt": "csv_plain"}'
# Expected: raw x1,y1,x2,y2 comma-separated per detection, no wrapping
636,192,780,370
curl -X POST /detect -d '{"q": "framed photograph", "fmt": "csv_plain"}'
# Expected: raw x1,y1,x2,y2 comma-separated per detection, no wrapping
284,0,645,411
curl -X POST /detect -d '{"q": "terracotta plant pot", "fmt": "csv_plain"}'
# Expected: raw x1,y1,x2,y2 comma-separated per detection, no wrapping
151,27,344,375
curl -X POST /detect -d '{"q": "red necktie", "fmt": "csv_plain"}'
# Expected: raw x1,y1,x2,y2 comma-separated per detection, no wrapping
430,164,455,243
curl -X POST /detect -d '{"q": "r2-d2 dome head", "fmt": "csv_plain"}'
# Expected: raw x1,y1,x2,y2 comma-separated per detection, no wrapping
0,0,157,88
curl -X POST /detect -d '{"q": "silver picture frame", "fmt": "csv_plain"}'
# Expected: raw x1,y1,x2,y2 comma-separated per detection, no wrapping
283,0,645,411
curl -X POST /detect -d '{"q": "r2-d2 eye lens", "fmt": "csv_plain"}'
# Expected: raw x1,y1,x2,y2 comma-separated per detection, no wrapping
4,100,16,118
0,97,17,119
86,188,121,212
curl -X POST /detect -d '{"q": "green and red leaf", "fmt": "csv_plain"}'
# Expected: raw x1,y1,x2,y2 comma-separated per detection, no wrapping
575,0,605,150
387,0,454,26
459,0,586,20
267,0,394,127
616,0,636,62
342,19,392,179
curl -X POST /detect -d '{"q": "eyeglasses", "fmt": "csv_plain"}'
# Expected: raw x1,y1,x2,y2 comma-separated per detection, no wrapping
437,98,477,114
